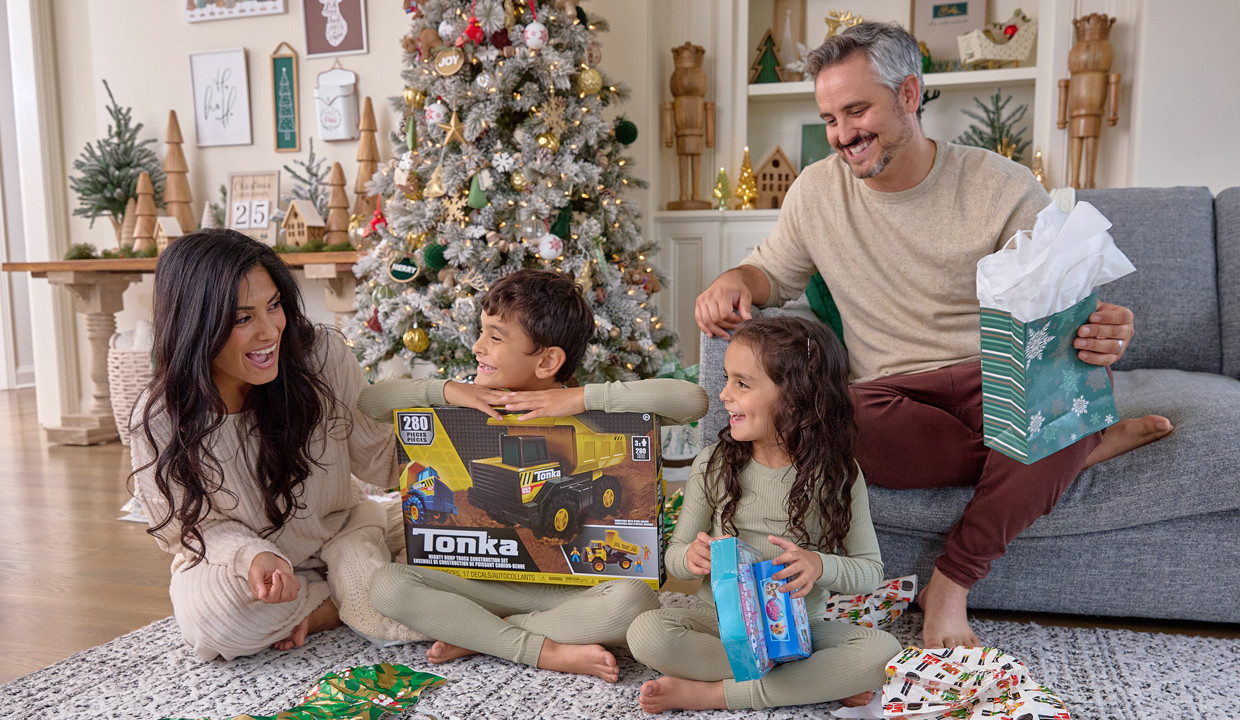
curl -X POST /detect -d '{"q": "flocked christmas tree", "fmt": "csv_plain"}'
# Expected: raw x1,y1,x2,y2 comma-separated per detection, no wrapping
344,0,677,383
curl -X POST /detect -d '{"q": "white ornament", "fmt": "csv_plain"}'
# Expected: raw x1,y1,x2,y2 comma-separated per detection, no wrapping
538,233,562,260
438,19,456,42
424,101,449,126
524,21,549,49
492,151,516,172
475,71,494,89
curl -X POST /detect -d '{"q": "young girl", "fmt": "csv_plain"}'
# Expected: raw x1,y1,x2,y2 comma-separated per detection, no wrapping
627,316,902,713
130,228,426,661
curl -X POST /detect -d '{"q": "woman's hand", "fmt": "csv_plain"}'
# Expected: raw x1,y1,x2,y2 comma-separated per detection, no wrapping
768,535,824,599
499,387,586,420
248,551,299,604
686,531,729,576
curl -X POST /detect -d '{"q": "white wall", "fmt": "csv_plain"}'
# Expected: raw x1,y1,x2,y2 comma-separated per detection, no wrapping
0,0,35,389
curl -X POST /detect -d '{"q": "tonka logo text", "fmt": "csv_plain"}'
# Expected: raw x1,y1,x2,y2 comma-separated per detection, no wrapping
519,468,561,497
411,528,519,557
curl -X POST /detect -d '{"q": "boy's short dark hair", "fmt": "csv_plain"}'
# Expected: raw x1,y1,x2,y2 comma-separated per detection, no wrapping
480,269,594,382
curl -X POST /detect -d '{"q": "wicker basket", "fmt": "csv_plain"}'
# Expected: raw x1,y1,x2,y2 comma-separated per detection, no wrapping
107,333,153,446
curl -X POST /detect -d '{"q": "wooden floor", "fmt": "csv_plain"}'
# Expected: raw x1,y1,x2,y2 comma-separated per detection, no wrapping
1,386,1234,684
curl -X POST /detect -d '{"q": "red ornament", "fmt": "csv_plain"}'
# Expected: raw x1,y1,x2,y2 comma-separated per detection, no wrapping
366,307,383,333
465,16,485,43
1003,24,1018,38
367,207,388,237
490,29,511,50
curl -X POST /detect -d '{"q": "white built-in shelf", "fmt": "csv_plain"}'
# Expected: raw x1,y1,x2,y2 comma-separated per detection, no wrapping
747,66,1038,102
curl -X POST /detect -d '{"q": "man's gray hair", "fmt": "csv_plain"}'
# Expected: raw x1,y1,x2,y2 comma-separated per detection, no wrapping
805,21,924,115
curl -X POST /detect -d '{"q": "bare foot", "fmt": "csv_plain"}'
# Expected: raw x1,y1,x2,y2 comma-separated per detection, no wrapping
638,677,727,714
426,640,479,664
536,639,620,682
840,690,874,708
1083,415,1173,468
272,597,341,651
918,570,979,649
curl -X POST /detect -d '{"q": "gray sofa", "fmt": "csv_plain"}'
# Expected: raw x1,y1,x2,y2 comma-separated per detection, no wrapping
698,186,1240,623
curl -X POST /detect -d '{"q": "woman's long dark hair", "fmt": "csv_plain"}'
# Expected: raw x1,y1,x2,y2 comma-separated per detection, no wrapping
131,228,343,565
705,316,858,553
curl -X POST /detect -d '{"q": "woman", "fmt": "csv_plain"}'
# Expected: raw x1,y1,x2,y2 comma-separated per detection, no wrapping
130,228,424,660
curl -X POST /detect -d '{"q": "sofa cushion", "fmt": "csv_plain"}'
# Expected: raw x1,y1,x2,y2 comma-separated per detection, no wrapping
1217,187,1240,380
867,368,1240,536
1077,187,1221,374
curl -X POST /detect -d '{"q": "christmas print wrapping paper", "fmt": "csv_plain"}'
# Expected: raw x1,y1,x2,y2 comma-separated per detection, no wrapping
882,647,1070,720
824,575,918,628
979,291,1118,464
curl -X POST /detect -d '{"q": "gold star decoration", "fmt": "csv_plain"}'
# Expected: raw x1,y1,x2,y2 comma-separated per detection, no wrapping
437,110,467,145
442,193,468,225
536,97,569,136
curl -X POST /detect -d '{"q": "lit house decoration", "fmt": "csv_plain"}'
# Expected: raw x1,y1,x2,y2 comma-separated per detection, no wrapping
281,199,326,247
756,146,797,209
154,216,183,253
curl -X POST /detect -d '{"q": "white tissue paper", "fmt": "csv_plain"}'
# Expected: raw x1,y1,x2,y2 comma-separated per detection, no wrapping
976,201,1135,323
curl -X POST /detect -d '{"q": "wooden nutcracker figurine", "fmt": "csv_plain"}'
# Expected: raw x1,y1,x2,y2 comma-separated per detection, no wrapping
662,42,715,210
1056,13,1121,189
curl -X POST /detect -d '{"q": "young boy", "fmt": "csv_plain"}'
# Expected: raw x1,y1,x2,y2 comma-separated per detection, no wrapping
359,269,707,682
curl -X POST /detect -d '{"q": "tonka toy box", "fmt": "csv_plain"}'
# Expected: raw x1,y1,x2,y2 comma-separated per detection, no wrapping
393,407,665,590
710,537,813,681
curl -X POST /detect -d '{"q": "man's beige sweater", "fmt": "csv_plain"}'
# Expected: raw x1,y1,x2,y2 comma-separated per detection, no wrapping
742,141,1049,383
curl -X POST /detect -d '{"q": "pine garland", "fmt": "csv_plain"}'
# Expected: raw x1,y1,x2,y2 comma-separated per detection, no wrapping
68,80,165,228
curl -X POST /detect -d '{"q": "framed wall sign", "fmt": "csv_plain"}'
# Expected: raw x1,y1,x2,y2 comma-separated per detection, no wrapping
799,123,833,170
271,42,301,152
910,1,989,65
185,0,286,23
304,0,369,58
227,171,281,245
189,48,253,147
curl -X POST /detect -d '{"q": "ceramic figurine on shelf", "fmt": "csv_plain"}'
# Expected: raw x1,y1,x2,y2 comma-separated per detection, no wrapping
1057,13,1122,189
662,42,715,210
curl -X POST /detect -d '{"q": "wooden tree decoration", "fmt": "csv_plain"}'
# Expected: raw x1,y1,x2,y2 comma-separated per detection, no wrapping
163,110,196,234
119,197,137,250
132,171,157,253
750,30,782,84
325,162,350,246
354,96,380,217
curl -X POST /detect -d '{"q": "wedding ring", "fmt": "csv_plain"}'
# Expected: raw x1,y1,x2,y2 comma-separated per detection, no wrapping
1117,339,1125,351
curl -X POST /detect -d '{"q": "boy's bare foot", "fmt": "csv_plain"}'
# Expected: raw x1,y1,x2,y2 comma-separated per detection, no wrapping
426,640,479,663
639,677,727,714
840,690,874,708
1083,415,1173,468
918,570,979,649
537,639,620,682
272,597,341,651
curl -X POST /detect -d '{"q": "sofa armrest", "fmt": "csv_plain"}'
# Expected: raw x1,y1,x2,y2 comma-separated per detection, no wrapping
1218,186,1240,380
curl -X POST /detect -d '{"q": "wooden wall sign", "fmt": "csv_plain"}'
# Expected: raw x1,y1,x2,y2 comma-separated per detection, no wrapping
271,42,301,152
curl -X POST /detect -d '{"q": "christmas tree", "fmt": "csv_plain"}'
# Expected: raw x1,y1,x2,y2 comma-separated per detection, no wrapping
344,0,677,384
955,88,1031,162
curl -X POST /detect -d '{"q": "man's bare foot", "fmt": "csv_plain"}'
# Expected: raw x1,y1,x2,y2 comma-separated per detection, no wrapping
1083,415,1173,469
840,690,874,708
638,677,727,714
918,570,979,649
537,639,620,682
426,640,479,663
272,597,341,651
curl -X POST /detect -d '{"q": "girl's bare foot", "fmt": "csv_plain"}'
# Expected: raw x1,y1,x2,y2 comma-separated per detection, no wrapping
272,597,341,651
1083,415,1173,468
426,640,479,663
840,690,874,707
537,639,619,682
918,570,979,649
638,677,727,714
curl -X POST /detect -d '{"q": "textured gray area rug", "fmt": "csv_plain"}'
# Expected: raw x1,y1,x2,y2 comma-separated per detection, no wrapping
4,593,1237,720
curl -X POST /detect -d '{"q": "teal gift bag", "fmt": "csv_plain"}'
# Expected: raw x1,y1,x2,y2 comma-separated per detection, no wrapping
980,291,1118,464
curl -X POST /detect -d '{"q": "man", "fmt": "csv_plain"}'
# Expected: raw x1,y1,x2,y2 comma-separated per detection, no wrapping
695,22,1171,648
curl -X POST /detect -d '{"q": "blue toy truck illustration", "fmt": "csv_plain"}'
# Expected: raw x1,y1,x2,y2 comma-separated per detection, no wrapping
402,462,457,523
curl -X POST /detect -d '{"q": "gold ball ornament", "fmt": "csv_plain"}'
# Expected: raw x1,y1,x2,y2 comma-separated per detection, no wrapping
578,67,603,95
404,87,427,109
609,326,621,339
537,132,561,152
509,170,529,191
403,326,430,353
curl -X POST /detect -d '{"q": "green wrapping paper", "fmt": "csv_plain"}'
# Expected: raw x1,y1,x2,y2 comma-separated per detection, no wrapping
161,663,444,720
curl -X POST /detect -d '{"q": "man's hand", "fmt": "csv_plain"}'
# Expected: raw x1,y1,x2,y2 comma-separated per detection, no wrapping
443,381,509,420
248,551,299,604
695,269,756,338
1074,302,1134,367
768,535,825,599
499,387,586,420
686,531,729,576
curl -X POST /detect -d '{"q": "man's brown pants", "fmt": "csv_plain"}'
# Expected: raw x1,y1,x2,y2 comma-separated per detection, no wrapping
850,361,1100,589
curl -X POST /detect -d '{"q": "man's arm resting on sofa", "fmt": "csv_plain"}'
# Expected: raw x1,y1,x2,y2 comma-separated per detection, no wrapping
695,265,772,338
